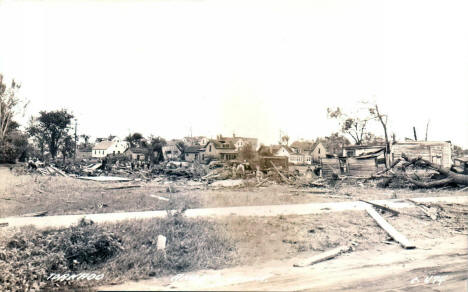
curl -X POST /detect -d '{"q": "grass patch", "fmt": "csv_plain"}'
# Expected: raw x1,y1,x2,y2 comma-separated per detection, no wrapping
0,213,236,291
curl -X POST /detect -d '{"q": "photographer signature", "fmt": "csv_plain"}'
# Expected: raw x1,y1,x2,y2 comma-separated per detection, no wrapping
410,274,448,286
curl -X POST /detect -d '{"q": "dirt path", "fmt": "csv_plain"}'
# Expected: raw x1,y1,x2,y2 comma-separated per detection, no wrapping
1,195,467,229
99,235,468,291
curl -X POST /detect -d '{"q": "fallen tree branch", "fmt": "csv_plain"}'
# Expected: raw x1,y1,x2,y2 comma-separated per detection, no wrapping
373,158,402,176
400,153,468,187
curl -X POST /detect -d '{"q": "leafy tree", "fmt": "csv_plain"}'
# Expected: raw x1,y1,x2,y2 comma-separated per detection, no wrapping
0,74,30,163
80,134,90,149
239,143,255,161
316,132,351,155
327,107,372,145
28,110,74,159
125,132,144,148
147,136,167,163
258,144,274,156
59,135,75,163
453,145,464,157
0,74,28,143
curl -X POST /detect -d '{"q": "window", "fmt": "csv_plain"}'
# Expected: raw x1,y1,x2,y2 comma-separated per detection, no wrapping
209,145,212,152
318,148,321,154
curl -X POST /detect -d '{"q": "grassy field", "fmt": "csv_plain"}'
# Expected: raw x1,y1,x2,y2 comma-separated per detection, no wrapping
0,213,237,291
2,201,465,291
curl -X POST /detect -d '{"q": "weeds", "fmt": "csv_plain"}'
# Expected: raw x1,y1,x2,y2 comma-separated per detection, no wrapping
0,215,236,291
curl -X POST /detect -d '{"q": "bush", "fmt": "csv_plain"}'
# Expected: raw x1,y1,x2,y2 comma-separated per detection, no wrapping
0,215,236,291
0,219,122,291
0,141,18,163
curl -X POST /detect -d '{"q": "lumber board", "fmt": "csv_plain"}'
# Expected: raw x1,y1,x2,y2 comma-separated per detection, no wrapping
365,207,415,249
50,166,68,177
150,195,170,201
104,185,141,190
270,161,289,183
294,245,351,267
360,199,400,216
407,199,436,220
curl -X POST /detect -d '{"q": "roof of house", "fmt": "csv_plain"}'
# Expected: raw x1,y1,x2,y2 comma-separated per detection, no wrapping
291,141,323,152
127,147,146,154
205,139,236,149
344,144,386,150
185,146,202,153
218,136,258,146
454,157,468,162
271,145,295,155
393,141,451,146
92,141,114,150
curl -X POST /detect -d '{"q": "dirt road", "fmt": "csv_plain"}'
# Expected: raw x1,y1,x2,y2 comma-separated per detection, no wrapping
100,235,468,291
1,195,467,229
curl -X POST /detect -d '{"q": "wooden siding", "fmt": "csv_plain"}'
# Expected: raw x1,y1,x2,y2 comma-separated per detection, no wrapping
321,158,341,177
347,157,378,177
391,142,452,168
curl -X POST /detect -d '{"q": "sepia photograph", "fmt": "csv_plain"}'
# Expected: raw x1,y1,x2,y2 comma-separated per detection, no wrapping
0,0,467,291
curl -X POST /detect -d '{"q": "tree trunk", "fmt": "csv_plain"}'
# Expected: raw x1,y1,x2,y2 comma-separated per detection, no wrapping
401,153,468,187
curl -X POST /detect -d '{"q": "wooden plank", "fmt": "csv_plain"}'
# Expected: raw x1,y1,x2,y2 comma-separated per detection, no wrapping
365,207,415,249
104,185,141,190
150,195,170,201
21,211,48,217
50,166,68,177
270,161,289,183
407,199,436,220
293,245,352,267
360,200,400,216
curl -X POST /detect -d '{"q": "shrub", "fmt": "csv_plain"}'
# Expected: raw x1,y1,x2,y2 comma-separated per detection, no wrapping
0,215,236,291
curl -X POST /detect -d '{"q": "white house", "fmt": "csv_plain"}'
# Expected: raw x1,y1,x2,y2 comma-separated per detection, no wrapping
92,137,129,158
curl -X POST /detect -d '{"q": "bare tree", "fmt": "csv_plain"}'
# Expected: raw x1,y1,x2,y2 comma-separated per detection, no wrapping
368,104,390,167
327,107,371,145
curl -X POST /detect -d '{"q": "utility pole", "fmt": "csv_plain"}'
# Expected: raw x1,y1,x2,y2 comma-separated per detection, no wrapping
425,120,430,141
74,119,78,161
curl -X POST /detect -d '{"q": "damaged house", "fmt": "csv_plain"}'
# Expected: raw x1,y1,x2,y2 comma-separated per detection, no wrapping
162,141,183,161
184,146,202,162
92,137,129,158
125,147,147,161
290,141,327,163
200,139,238,161
391,141,452,168
258,145,305,165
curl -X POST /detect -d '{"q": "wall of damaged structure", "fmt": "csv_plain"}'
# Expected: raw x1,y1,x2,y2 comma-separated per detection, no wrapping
321,158,342,177
391,142,452,168
346,157,381,177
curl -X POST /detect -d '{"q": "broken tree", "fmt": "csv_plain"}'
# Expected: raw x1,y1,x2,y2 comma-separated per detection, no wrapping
401,153,468,187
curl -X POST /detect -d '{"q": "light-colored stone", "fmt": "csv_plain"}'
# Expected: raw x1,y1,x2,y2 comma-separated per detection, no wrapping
157,235,167,250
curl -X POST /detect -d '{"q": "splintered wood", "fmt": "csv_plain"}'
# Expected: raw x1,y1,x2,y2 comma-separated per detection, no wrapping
294,245,352,267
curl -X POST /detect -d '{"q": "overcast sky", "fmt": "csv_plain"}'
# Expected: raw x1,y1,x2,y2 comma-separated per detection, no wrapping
1,0,467,147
